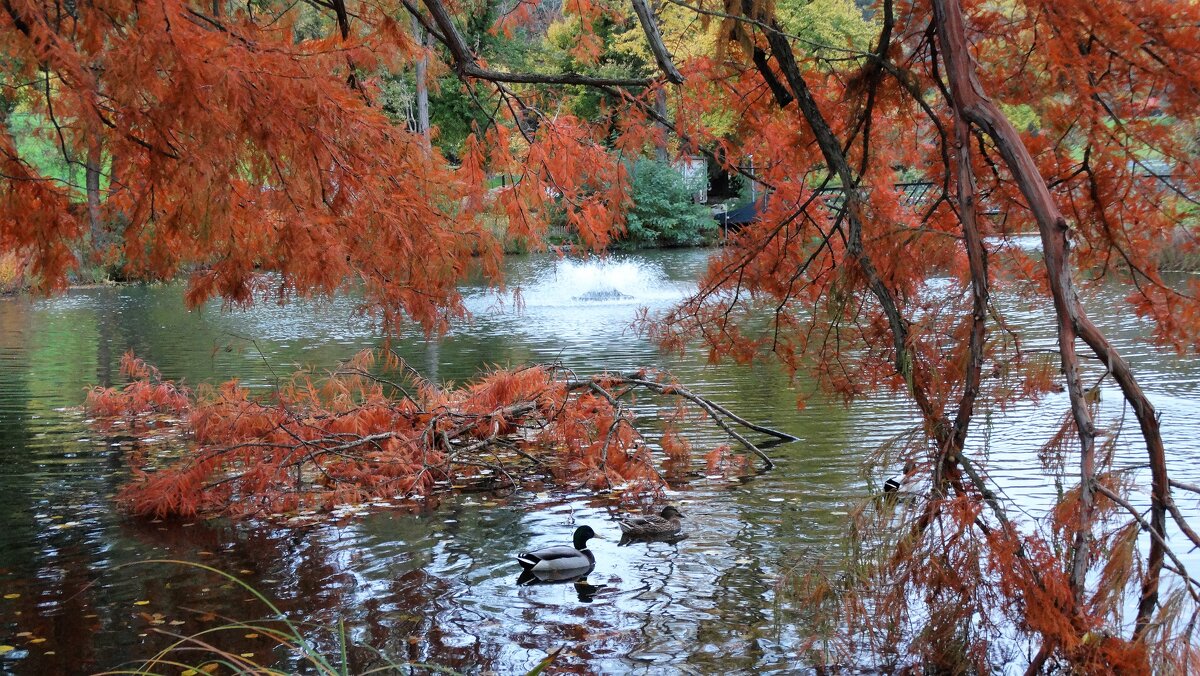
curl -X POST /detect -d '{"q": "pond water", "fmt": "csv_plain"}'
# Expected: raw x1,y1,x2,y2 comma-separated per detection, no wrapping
0,248,1197,673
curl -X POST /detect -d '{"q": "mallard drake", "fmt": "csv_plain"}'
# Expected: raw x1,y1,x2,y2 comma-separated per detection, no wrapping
516,525,596,574
618,506,684,537
884,459,919,495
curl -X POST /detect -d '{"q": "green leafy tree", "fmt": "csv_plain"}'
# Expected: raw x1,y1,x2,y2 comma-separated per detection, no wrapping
776,0,876,57
624,159,714,245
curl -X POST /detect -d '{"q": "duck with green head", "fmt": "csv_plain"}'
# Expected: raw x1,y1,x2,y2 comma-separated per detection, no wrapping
516,525,597,575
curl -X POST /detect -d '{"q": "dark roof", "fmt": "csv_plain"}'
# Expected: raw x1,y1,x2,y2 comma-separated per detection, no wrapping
715,197,767,226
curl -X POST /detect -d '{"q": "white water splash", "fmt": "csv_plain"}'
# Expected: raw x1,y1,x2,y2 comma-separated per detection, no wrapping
521,257,684,307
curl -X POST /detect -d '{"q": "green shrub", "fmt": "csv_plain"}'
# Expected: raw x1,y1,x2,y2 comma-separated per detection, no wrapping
624,159,715,246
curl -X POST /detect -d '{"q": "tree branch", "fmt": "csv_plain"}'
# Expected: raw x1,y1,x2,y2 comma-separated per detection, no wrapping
418,0,655,87
630,0,683,83
930,0,1170,637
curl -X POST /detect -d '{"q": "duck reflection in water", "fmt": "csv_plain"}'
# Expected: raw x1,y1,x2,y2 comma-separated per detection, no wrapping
515,567,608,602
618,531,688,547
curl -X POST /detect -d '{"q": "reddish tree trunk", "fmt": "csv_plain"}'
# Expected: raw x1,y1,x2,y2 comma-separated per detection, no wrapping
930,0,1168,637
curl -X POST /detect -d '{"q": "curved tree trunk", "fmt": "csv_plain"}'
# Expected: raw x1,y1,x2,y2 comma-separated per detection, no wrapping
930,0,1169,638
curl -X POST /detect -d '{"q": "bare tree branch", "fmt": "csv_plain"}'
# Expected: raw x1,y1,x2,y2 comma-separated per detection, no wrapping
630,0,684,83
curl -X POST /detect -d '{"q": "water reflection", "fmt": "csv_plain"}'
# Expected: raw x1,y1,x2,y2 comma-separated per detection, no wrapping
515,569,607,606
0,251,1195,672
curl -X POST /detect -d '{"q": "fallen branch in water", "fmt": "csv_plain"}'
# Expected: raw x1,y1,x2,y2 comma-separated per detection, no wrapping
86,349,796,520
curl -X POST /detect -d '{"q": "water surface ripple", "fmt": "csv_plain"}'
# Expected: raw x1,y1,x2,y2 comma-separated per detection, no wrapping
0,250,1196,673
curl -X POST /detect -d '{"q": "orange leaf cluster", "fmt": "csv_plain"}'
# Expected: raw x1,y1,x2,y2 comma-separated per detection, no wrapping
84,351,717,519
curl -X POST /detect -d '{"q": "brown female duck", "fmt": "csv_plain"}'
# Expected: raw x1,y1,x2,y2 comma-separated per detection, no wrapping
618,506,684,537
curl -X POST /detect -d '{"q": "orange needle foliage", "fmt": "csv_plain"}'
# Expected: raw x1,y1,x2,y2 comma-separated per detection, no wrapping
86,351,759,519
8,0,1200,667
1,0,634,330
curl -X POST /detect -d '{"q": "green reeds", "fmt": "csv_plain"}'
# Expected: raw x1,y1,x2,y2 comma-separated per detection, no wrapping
96,560,557,676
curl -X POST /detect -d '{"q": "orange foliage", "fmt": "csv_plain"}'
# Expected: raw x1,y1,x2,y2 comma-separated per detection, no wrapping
86,352,191,421
9,0,1200,667
84,351,745,519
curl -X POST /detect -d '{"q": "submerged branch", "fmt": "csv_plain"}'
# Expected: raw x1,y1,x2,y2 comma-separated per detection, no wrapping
87,353,793,520
608,376,780,469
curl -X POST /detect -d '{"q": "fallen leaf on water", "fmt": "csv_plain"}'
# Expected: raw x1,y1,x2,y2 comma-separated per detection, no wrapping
169,620,185,626
15,632,30,638
29,638,45,644
3,594,19,599
0,646,13,654
239,653,254,658
133,600,150,606
244,633,259,639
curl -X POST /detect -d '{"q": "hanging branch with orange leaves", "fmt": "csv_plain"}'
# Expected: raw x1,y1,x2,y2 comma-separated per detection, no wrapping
640,0,1200,668
7,0,1200,667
